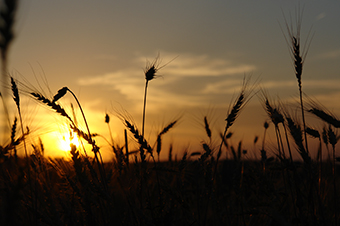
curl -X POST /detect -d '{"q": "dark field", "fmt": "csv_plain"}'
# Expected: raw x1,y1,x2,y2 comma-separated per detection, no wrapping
1,152,339,226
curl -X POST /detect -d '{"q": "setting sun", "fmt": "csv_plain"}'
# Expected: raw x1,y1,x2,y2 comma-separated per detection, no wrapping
59,131,81,152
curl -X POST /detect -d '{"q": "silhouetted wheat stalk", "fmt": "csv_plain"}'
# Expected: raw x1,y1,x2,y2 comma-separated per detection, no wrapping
30,92,74,123
286,116,310,164
260,91,287,160
142,55,161,138
204,116,212,142
308,107,340,128
322,126,331,161
261,121,269,173
156,120,177,160
10,116,17,158
217,77,252,162
59,87,108,190
326,125,339,226
31,87,108,191
141,54,176,139
306,126,322,190
124,118,153,162
10,76,38,224
282,7,313,155
0,0,18,137
104,113,125,172
10,77,29,158
0,0,17,61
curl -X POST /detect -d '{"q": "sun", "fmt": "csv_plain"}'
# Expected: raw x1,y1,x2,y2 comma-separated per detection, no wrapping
59,131,81,152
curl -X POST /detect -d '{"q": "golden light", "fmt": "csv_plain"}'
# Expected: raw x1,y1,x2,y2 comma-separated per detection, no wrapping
59,131,81,152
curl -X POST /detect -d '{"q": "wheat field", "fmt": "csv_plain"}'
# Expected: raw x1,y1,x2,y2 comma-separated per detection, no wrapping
1,1,339,226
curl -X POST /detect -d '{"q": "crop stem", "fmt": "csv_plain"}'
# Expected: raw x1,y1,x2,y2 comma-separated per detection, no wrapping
142,80,149,138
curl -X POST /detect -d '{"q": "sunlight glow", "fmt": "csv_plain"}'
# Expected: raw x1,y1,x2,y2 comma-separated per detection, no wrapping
59,131,81,152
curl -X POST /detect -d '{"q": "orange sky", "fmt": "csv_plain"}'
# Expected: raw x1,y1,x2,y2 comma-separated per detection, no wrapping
1,0,340,161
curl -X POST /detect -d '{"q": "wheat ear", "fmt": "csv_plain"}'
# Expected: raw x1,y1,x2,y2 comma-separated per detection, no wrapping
281,7,313,155
141,54,177,138
11,77,29,158
308,107,340,128
156,120,177,159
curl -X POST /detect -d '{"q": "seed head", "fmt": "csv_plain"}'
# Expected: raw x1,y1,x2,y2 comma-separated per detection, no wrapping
308,107,340,128
53,87,68,102
144,54,177,82
264,121,269,129
11,77,19,107
226,132,233,139
105,113,110,124
306,127,320,139
145,65,157,81
328,125,337,148
144,56,162,82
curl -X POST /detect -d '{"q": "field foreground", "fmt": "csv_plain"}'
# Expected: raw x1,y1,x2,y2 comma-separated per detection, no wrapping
1,152,339,226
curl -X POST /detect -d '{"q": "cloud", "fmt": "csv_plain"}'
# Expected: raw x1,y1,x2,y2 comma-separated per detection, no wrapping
202,79,244,94
78,68,143,99
260,80,296,89
315,49,340,60
200,78,340,95
308,91,340,112
77,53,257,110
316,12,326,21
153,53,256,77
304,79,340,89
93,54,118,61
259,79,340,90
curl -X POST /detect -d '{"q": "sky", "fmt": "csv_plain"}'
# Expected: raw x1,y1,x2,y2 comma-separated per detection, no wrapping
2,0,340,161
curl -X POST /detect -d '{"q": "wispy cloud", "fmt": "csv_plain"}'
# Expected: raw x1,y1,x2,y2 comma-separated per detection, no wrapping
260,79,340,89
260,80,296,89
311,91,340,112
316,12,326,21
202,79,244,94
156,53,256,77
93,54,118,61
78,68,143,100
77,53,256,111
315,49,340,60
304,79,340,88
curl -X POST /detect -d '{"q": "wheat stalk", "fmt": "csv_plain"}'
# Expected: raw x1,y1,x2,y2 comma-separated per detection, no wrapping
30,92,74,123
141,54,177,138
0,0,19,138
306,127,322,191
11,77,29,158
156,120,177,159
142,54,162,138
286,116,310,164
328,125,338,226
10,116,17,158
0,0,17,61
204,116,212,140
308,107,340,128
217,79,250,158
281,7,313,156
261,92,286,159
123,119,153,162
